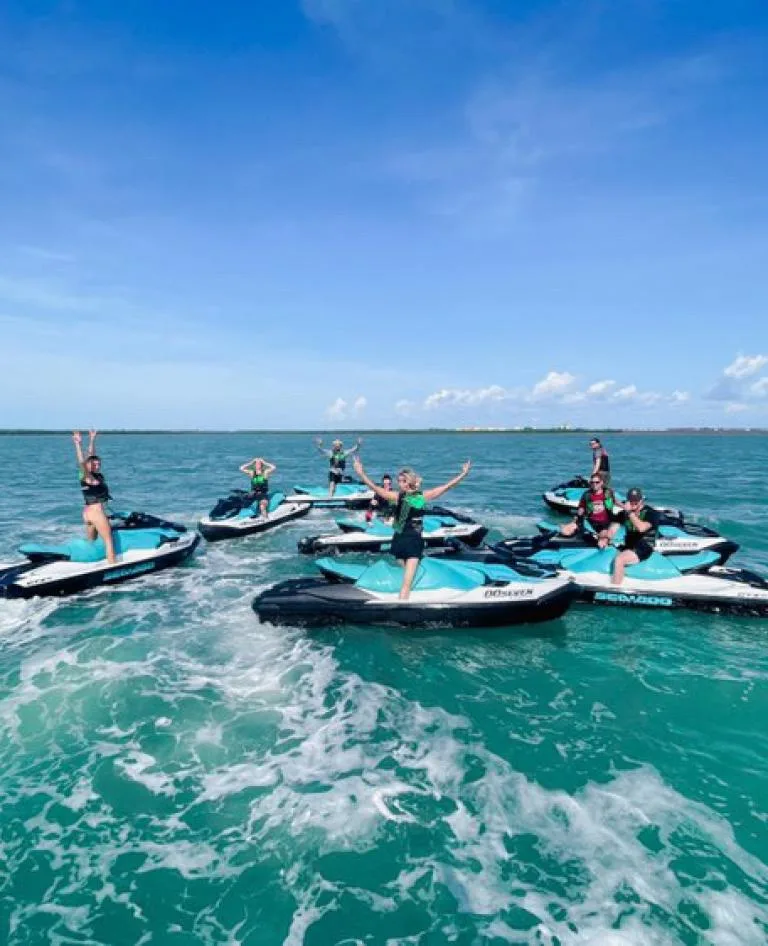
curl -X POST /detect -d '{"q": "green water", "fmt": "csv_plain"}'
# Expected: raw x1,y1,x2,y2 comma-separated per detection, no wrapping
0,433,766,945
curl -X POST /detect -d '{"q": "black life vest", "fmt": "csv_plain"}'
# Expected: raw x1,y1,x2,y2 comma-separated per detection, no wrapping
80,472,110,505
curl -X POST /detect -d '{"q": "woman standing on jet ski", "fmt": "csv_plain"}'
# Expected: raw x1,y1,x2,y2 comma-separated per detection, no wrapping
315,437,362,496
239,456,276,518
73,430,116,564
354,456,472,600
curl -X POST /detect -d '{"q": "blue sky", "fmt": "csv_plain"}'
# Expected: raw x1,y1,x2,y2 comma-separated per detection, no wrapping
1,0,767,428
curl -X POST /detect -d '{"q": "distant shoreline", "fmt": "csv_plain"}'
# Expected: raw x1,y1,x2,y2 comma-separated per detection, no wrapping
1,428,766,436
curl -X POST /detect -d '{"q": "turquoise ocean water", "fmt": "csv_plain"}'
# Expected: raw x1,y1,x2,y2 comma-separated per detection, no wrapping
0,432,766,945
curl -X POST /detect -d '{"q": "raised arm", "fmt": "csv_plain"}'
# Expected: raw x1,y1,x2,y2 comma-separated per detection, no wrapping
73,430,86,471
239,457,258,475
353,457,398,502
263,459,277,475
423,460,471,502
88,429,99,458
314,438,331,457
344,438,363,458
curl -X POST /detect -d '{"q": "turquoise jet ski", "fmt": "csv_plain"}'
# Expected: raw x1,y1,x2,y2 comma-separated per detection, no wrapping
297,506,487,554
0,512,199,599
494,517,738,565
285,481,373,509
199,491,309,541
253,555,576,628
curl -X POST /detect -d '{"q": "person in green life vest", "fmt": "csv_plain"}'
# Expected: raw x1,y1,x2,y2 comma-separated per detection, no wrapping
314,436,362,496
73,429,116,563
354,456,472,600
560,472,620,549
239,456,277,518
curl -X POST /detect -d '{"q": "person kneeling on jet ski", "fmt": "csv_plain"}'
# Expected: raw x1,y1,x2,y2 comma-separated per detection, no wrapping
315,437,362,497
73,429,117,564
239,456,276,518
365,474,395,522
612,487,660,585
354,456,471,600
561,472,620,549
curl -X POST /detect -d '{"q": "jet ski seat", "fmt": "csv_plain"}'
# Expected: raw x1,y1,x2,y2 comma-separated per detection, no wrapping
20,528,179,564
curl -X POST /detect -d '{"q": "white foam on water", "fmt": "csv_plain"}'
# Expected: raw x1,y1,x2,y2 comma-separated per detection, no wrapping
2,530,766,946
198,762,279,801
117,750,177,796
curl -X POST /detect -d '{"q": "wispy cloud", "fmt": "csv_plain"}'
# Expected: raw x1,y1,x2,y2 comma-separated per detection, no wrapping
384,44,726,228
707,353,768,404
325,394,367,420
724,353,768,379
420,371,687,415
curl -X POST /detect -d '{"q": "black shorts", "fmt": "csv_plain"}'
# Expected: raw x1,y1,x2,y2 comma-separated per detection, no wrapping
248,488,268,503
628,539,653,562
329,470,343,485
390,531,424,561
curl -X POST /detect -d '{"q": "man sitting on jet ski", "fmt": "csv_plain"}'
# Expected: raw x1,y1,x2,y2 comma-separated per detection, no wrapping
365,474,396,522
561,473,620,549
354,456,471,600
612,487,660,585
239,456,276,518
315,436,362,497
73,429,116,564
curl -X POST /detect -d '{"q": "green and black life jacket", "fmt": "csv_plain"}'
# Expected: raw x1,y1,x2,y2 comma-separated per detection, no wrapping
393,491,426,534
250,472,268,491
330,450,346,473
626,505,657,540
583,488,616,517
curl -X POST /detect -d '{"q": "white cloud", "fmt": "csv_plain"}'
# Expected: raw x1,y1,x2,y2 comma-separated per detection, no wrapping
424,384,508,409
670,390,690,403
749,377,768,397
725,402,748,414
395,399,415,416
724,354,768,379
352,395,367,415
326,397,347,419
530,371,575,400
613,384,638,400
586,379,616,397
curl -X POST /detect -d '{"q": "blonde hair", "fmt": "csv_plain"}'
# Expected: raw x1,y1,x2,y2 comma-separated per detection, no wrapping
398,467,422,492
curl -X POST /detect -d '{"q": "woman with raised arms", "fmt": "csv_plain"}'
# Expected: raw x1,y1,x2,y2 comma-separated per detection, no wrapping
239,456,277,518
73,429,117,563
353,456,472,600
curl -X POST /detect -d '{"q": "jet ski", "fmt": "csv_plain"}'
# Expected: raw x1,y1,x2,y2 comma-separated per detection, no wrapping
199,491,310,541
493,517,738,565
538,546,768,616
543,477,681,518
297,506,487,554
253,555,577,628
285,480,373,509
0,512,199,599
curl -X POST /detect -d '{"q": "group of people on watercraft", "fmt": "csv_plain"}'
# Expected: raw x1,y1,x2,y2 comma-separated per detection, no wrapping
70,430,657,599
559,438,658,584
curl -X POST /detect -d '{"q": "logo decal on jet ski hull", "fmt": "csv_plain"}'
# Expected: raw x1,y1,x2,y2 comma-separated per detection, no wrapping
595,592,673,607
105,561,157,582
484,588,534,598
